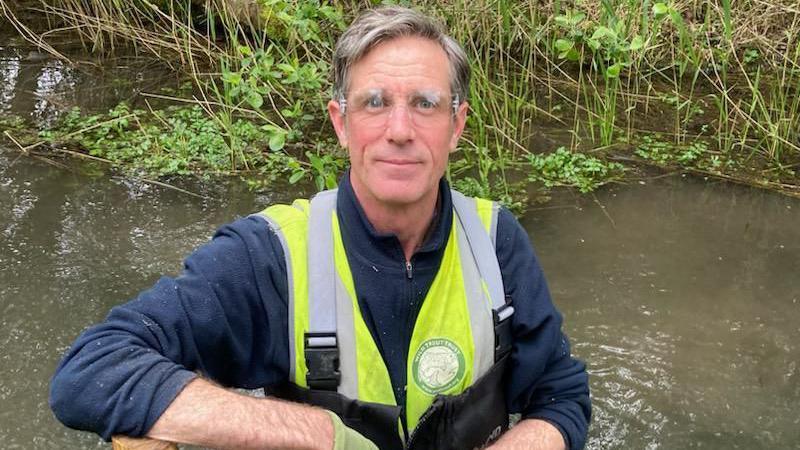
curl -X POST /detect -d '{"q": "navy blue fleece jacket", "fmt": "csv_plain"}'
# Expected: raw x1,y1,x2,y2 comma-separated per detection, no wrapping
50,174,591,449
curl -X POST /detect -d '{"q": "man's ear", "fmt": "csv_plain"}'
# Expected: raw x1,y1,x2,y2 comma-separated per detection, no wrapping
449,101,469,152
327,99,348,148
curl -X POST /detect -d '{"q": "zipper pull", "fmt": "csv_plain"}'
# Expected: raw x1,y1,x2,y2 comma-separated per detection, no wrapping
405,260,413,279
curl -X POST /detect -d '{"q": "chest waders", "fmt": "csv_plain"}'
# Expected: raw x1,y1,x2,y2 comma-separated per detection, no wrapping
254,189,515,450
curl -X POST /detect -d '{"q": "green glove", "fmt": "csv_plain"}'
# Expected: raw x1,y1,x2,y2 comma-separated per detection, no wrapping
326,410,379,450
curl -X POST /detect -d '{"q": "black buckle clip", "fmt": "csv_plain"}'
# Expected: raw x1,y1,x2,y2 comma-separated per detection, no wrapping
493,296,514,362
304,332,340,391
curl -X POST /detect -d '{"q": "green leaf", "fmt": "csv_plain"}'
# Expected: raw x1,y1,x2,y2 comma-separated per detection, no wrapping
325,174,338,190
555,38,574,52
566,48,581,61
222,72,242,85
591,26,613,41
629,35,644,51
268,131,286,151
606,63,622,78
653,3,669,17
289,170,304,184
277,63,295,74
246,91,263,109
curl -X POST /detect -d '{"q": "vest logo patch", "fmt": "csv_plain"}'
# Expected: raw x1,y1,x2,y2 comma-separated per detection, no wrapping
412,338,466,395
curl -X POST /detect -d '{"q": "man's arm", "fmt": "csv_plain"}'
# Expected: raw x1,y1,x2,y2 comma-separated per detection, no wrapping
147,378,333,450
489,419,565,450
50,217,294,440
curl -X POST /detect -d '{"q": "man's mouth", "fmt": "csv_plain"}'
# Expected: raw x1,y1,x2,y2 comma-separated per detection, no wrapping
378,159,420,166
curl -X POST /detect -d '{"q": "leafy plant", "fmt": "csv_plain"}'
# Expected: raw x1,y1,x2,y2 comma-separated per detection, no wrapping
527,147,624,193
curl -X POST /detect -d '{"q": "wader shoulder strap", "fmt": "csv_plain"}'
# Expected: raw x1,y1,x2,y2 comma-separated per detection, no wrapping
450,190,515,362
305,189,341,390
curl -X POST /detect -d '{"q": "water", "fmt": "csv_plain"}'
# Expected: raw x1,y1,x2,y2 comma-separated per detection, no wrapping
1,23,799,450
527,178,800,448
2,153,798,449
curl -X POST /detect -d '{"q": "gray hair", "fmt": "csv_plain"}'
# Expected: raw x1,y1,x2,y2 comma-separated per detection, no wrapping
332,6,470,109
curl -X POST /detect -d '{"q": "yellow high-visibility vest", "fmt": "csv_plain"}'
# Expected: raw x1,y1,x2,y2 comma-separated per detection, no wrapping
255,189,510,438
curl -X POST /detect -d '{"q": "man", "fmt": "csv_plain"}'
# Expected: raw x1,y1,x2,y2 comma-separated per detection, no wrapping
50,7,590,449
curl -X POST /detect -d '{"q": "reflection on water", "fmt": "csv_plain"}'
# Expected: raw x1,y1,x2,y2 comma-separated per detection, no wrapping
526,177,800,448
32,60,75,127
0,45,77,125
0,51,20,113
0,32,182,127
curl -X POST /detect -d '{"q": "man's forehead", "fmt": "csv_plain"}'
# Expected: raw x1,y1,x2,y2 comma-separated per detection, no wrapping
346,36,451,85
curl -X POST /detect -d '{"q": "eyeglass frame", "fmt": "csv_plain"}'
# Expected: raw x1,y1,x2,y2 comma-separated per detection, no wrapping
336,91,461,117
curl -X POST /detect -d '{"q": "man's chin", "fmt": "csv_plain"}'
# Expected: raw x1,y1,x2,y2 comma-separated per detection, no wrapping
370,182,430,207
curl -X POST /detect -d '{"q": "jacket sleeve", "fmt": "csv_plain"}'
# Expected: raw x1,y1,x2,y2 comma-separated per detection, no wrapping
495,208,591,450
48,216,291,440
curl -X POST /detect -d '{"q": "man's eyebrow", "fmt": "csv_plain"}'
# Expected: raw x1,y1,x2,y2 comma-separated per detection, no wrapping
410,90,443,102
351,88,385,101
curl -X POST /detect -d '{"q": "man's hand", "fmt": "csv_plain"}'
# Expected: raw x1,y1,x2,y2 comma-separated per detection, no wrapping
487,419,566,450
147,378,335,449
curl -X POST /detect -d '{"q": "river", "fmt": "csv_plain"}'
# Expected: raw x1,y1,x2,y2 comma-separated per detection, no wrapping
1,25,799,450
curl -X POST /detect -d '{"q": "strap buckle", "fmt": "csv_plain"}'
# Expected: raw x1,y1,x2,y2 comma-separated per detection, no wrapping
304,332,340,390
493,296,514,362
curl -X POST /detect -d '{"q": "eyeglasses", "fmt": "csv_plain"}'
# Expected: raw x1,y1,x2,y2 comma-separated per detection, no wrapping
340,89,460,129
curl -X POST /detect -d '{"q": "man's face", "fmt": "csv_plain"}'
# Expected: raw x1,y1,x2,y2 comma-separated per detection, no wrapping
328,36,468,208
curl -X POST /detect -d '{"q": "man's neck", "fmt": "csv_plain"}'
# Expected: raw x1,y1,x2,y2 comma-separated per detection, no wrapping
350,180,439,262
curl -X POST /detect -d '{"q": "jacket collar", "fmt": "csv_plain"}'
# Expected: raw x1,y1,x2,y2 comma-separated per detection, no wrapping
335,170,453,268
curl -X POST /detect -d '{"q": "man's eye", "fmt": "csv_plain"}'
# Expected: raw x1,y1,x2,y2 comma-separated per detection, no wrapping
416,98,439,111
366,96,384,108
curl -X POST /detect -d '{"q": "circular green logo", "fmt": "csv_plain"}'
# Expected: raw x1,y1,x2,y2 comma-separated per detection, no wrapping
412,338,466,395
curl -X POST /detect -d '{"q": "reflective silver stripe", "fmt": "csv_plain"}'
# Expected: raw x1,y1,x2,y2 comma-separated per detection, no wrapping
455,217,495,379
335,271,359,398
451,190,506,312
307,189,359,397
307,190,339,335
490,201,499,247
249,212,298,382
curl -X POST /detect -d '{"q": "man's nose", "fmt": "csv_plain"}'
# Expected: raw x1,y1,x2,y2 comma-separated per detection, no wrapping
385,104,415,144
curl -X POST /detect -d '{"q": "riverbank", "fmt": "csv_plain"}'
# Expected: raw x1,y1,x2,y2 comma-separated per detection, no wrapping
1,0,798,210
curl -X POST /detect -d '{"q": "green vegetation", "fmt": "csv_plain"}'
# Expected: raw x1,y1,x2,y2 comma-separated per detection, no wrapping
40,104,272,176
3,0,799,208
527,147,625,193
